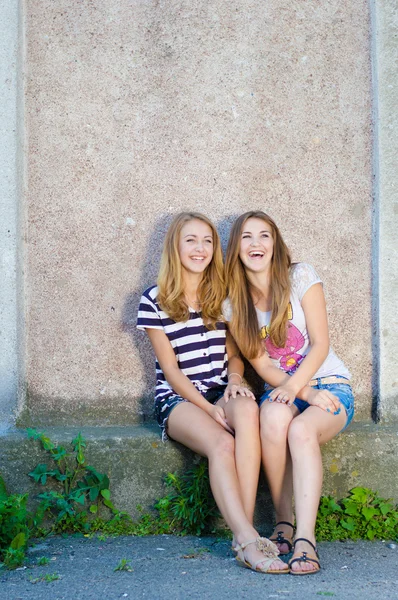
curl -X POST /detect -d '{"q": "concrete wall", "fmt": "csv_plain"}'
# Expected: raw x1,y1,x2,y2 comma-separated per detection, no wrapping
373,0,398,422
0,0,23,433
16,0,373,426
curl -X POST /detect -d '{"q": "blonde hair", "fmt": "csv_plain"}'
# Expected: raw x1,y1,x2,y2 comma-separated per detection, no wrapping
157,212,225,329
225,211,291,359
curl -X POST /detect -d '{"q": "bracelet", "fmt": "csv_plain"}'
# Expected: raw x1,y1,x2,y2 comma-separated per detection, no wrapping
228,372,242,384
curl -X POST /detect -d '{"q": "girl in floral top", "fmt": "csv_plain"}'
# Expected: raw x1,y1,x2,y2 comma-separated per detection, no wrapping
225,211,354,575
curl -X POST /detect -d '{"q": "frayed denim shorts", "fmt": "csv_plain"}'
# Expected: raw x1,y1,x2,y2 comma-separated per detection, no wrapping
154,386,226,441
259,377,354,433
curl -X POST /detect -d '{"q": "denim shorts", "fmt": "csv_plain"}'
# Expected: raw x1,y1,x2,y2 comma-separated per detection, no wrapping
259,377,354,433
154,386,226,441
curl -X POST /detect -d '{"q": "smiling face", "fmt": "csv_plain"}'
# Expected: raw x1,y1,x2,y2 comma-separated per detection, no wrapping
178,218,214,276
239,217,274,274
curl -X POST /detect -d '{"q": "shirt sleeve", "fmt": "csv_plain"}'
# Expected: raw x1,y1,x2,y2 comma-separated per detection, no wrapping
291,263,323,302
222,298,233,322
136,289,164,331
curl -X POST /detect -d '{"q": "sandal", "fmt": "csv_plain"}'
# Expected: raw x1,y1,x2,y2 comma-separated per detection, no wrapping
270,521,294,555
234,537,289,575
288,538,321,576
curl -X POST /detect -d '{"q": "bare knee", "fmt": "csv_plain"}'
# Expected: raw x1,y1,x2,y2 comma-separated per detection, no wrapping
209,430,235,461
260,406,292,442
233,396,259,424
288,418,317,450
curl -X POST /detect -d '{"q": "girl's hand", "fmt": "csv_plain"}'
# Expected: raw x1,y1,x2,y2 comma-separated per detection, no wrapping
208,405,234,434
307,388,341,415
224,383,256,403
269,385,297,406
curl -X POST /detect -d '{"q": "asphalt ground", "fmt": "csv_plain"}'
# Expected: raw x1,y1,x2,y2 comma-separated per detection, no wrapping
1,535,398,600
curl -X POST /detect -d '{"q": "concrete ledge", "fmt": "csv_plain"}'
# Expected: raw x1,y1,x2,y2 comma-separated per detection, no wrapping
1,422,397,528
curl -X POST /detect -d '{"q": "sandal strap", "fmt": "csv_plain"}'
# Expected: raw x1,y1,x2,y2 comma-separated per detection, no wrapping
235,536,279,558
234,538,258,552
293,537,318,555
253,556,277,572
289,555,321,570
275,521,295,530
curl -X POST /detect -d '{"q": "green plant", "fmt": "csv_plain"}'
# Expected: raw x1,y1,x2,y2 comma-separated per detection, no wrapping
154,461,219,535
316,487,398,541
36,556,50,566
182,547,210,559
0,475,39,569
27,429,116,532
30,573,59,583
114,558,133,572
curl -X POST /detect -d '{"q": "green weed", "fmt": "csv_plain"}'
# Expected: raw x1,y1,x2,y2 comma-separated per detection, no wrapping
114,558,133,572
316,487,398,541
27,429,117,533
30,573,59,583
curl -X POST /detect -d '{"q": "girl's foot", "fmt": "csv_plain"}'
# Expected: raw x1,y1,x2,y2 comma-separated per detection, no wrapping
235,537,289,574
289,538,320,575
270,521,294,555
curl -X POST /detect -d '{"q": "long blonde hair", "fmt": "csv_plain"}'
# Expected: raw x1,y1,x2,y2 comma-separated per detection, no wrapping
225,211,291,358
157,212,225,329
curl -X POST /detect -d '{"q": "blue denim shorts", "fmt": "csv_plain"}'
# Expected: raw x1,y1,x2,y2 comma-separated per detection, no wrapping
154,386,226,441
259,377,354,433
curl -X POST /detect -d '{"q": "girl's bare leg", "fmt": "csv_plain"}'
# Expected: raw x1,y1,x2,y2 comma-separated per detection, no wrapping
260,402,298,551
167,402,286,572
287,406,346,573
217,394,260,524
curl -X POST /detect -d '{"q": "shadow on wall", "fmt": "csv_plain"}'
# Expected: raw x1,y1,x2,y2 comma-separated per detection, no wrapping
120,211,266,424
121,214,175,422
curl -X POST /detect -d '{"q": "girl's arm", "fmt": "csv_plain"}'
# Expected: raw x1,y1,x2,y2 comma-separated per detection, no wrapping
224,332,256,402
271,284,329,395
266,283,341,413
146,328,233,433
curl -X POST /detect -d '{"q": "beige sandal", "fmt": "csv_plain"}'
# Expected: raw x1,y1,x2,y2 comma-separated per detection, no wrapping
234,537,289,575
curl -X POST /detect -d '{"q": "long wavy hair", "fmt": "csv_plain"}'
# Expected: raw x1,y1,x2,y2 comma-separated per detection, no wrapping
157,212,225,329
225,211,291,358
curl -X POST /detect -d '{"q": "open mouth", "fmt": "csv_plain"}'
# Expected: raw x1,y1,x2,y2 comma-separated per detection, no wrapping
248,251,264,258
190,256,206,262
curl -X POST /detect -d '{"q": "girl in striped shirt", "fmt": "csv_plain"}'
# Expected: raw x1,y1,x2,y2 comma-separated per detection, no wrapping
137,212,288,575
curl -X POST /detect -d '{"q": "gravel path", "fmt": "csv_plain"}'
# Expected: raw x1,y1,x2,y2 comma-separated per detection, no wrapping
2,535,398,600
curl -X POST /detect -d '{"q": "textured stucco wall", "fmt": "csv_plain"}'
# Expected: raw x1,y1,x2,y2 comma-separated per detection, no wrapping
22,0,372,425
373,0,398,422
0,0,21,431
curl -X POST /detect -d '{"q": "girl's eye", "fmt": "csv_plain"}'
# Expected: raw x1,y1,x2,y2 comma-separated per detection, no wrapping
242,234,251,239
261,233,270,238
205,239,213,244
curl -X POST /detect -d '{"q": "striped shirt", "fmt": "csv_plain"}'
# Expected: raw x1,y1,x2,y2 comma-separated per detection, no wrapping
137,285,228,402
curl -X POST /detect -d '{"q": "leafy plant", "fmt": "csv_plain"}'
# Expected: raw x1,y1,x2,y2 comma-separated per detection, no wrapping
316,486,398,541
0,475,40,569
30,573,59,583
36,556,50,566
182,547,210,559
114,558,133,572
154,461,219,535
27,429,116,532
